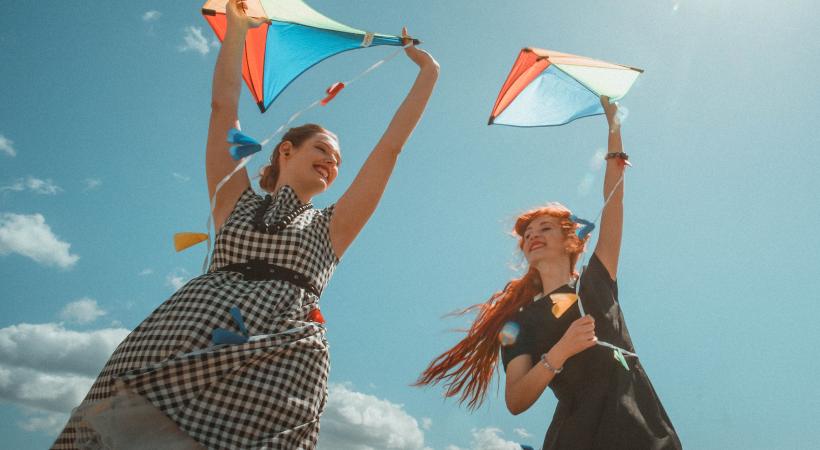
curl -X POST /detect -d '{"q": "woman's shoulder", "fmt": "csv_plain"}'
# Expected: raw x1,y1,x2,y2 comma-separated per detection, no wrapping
582,252,617,287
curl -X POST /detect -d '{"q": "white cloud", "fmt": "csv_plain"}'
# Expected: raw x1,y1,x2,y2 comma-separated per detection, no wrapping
18,410,68,434
0,213,79,268
142,10,161,22
179,26,211,55
0,322,129,413
0,133,16,157
138,268,153,276
1,176,61,195
59,298,106,324
317,383,426,450
513,427,532,438
172,172,191,182
0,365,94,413
0,323,128,377
166,268,191,290
421,417,432,431
83,178,102,191
466,428,522,450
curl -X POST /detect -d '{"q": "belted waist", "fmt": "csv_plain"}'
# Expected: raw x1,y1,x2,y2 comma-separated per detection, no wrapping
215,260,321,297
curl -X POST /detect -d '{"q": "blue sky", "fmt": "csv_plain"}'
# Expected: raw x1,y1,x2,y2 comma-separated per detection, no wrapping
1,1,819,449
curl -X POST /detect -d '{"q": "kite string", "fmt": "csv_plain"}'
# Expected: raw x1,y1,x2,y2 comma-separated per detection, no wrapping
572,171,637,358
201,45,411,273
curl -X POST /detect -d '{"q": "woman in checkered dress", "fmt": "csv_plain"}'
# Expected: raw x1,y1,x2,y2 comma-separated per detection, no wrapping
52,1,438,448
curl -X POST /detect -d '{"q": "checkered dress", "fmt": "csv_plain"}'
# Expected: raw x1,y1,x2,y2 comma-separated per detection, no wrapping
53,186,339,450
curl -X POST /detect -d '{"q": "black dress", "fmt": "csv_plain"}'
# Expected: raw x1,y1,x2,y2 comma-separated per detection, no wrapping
501,253,682,450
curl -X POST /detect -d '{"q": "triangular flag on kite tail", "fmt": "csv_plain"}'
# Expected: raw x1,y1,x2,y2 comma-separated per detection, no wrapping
174,232,210,252
201,0,411,112
489,48,643,127
227,128,263,160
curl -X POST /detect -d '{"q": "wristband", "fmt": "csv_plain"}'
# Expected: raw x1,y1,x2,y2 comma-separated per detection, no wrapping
540,353,563,374
605,152,629,161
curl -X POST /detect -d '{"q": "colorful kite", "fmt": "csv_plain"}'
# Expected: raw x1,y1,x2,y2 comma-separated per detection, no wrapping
489,48,643,127
202,0,411,112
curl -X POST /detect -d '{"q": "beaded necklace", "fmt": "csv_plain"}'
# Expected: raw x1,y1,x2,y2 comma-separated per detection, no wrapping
252,194,313,234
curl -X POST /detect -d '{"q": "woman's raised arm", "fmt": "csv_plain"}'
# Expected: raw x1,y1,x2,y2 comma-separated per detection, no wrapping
329,30,439,257
594,96,626,279
206,0,267,231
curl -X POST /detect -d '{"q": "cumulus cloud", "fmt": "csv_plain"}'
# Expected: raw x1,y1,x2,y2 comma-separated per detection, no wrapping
59,298,106,324
0,365,95,413
0,322,129,413
513,427,532,438
142,10,161,21
179,26,211,55
1,176,61,195
0,133,16,157
317,384,427,450
83,178,102,191
18,410,69,434
166,268,191,290
0,213,79,268
0,323,128,378
466,428,522,450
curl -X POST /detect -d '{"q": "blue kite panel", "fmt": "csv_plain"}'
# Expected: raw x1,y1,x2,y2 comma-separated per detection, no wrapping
494,65,604,127
262,22,402,111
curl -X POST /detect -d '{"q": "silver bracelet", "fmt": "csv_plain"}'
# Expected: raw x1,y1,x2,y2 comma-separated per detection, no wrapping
540,354,563,374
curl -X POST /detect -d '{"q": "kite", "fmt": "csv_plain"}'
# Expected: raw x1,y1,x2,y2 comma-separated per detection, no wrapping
201,0,412,112
489,48,643,127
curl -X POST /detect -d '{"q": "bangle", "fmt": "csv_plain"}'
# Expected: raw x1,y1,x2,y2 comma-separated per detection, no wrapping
605,152,629,161
540,354,563,374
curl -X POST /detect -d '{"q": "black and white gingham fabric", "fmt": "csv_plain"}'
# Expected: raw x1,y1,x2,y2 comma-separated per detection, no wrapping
53,186,338,449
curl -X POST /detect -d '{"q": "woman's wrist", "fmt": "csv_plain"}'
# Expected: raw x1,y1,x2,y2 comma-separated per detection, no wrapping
546,345,568,369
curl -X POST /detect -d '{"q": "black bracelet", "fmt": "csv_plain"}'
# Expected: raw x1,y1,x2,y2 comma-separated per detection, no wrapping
605,152,629,161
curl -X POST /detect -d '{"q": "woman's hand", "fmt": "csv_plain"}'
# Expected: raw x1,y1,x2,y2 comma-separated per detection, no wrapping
402,27,439,71
600,95,620,131
552,315,597,365
226,0,269,33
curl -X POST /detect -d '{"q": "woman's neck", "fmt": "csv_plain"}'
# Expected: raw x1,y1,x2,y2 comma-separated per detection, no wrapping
533,260,572,295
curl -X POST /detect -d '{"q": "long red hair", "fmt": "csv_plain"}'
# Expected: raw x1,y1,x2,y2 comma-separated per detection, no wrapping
414,204,587,409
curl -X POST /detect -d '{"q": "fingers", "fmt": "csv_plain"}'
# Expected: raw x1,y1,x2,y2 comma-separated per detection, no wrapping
573,315,595,326
401,26,412,46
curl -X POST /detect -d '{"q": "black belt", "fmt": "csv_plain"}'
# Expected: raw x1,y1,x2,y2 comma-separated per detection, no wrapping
216,260,321,297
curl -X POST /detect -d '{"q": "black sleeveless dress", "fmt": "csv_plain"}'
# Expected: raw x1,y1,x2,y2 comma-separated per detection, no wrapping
501,253,681,449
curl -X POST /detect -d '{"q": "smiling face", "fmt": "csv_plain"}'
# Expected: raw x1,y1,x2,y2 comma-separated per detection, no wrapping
522,215,571,266
278,130,341,196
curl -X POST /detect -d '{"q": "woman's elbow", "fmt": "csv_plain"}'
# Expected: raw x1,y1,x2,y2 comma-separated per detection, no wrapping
505,395,526,416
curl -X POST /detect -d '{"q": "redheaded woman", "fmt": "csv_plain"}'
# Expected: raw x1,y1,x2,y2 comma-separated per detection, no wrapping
52,1,438,448
417,97,680,449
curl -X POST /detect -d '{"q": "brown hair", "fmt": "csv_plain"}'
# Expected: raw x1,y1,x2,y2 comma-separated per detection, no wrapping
259,124,336,192
414,204,587,409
